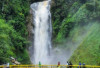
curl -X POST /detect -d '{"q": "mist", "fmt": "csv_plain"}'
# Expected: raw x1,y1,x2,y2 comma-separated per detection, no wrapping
49,22,96,65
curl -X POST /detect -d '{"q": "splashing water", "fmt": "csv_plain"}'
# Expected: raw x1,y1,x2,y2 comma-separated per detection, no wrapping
30,0,52,64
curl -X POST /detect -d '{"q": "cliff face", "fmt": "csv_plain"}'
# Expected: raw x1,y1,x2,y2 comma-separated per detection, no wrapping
27,9,34,43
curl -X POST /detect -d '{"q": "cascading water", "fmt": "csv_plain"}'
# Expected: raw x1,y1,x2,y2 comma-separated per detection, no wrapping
29,0,78,65
30,0,52,64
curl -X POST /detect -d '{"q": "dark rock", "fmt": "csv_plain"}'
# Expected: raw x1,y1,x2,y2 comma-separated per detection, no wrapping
30,0,47,3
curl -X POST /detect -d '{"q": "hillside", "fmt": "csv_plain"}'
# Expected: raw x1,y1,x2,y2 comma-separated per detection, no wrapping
51,0,100,65
69,22,100,65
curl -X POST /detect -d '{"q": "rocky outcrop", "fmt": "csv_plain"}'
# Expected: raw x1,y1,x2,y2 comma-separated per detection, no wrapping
26,9,34,43
30,0,46,3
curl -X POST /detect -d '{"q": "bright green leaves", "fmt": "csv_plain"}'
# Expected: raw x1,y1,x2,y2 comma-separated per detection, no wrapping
56,19,74,42
69,23,100,65
0,19,14,64
0,0,31,64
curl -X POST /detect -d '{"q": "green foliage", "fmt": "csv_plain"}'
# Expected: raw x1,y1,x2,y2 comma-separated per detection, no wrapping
0,0,31,64
0,19,30,64
16,49,31,64
70,1,100,23
86,3,95,11
69,22,100,65
79,0,86,4
65,0,100,65
0,19,15,64
71,4,90,23
56,18,74,42
52,0,100,65
68,1,82,18
52,19,60,38
51,0,69,37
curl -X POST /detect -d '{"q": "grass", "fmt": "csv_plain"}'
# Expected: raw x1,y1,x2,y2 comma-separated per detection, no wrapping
69,22,100,65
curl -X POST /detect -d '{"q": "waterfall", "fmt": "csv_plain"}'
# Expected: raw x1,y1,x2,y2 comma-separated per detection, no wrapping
30,0,52,64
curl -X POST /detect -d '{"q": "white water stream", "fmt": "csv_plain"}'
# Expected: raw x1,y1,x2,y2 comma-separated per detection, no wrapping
30,0,52,64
